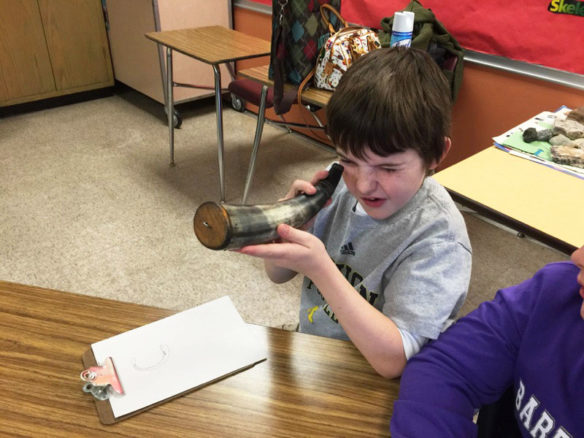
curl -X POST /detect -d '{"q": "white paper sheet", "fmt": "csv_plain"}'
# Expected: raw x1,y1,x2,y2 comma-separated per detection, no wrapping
91,296,267,418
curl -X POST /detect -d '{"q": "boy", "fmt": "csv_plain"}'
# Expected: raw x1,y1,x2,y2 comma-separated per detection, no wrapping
390,244,584,437
240,47,471,378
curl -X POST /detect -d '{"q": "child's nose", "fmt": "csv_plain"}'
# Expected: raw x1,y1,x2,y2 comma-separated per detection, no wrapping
356,168,376,193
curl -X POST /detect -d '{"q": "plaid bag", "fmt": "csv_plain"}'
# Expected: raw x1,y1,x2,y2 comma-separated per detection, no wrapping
313,5,380,91
269,0,341,114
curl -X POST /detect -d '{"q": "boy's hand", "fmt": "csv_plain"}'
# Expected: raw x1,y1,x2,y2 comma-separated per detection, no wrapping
239,224,330,279
279,169,332,231
279,169,330,202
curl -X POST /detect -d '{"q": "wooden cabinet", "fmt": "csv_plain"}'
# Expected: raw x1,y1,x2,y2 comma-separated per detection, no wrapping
104,0,232,105
0,0,114,107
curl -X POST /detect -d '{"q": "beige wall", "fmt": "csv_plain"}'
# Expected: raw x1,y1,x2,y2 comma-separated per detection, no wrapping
233,6,584,170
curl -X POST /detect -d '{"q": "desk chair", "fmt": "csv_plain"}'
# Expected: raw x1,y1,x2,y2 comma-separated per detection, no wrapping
228,78,329,204
230,79,304,204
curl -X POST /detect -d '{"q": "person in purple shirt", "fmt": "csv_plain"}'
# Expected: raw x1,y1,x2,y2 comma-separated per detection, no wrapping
390,243,584,437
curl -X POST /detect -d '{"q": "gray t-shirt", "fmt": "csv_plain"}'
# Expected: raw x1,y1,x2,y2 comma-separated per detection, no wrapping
299,176,472,340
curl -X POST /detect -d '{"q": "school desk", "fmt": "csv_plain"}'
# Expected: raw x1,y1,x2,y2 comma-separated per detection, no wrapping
434,146,583,254
0,280,396,436
145,26,270,202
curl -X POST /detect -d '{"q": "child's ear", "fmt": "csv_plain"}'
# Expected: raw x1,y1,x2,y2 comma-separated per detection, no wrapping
429,137,452,170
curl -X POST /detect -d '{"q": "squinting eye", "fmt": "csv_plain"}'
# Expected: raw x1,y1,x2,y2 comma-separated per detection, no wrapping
338,157,354,166
381,167,397,173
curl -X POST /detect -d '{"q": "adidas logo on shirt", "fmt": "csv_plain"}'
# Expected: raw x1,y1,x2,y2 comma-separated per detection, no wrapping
340,242,355,256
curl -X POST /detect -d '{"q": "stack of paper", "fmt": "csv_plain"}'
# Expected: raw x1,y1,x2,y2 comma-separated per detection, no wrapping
90,296,267,420
492,106,584,179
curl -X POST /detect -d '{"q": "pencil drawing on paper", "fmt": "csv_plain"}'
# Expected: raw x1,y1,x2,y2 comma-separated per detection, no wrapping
132,344,170,371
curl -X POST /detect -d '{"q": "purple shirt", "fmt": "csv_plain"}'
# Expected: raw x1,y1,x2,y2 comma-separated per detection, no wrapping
391,261,584,437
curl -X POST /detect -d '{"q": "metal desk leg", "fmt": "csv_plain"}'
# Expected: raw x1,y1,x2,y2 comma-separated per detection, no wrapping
166,47,175,166
241,85,268,205
213,64,225,202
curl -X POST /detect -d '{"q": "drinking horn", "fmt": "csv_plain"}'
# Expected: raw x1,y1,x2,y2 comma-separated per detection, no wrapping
193,163,344,250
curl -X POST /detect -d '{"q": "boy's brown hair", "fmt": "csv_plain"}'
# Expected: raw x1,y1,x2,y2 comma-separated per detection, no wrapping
326,47,452,167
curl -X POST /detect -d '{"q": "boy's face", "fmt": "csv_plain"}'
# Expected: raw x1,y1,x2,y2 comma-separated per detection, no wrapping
571,245,584,320
337,147,437,220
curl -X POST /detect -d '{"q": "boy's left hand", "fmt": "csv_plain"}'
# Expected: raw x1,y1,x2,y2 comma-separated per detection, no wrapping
238,224,329,278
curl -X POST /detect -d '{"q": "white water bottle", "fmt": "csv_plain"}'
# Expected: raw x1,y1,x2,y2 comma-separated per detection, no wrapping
389,11,415,47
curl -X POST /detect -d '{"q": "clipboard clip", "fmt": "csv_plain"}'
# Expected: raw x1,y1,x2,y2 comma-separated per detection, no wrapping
80,356,124,401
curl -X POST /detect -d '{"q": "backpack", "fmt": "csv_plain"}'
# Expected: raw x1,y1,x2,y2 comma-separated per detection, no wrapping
269,0,342,114
313,4,381,91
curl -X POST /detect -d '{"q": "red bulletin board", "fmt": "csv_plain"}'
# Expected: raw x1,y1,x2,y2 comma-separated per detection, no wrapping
246,0,584,75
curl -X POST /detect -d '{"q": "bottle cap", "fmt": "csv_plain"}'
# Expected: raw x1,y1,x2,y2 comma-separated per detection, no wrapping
390,11,415,47
392,11,415,32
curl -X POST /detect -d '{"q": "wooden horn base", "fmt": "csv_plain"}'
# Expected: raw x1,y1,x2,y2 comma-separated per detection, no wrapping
193,202,232,250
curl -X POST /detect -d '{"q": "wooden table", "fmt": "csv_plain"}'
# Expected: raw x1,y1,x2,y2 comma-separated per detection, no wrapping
0,281,397,436
434,146,583,254
145,26,270,201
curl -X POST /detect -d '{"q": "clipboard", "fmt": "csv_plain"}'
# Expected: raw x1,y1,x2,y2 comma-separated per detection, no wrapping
81,349,264,424
80,296,267,424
